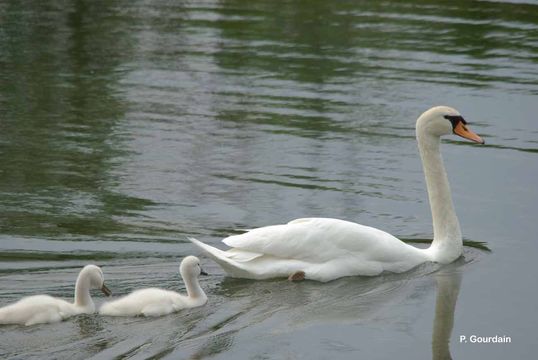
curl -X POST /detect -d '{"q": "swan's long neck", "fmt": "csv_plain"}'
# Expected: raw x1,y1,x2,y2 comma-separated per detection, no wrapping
74,271,94,310
417,130,462,263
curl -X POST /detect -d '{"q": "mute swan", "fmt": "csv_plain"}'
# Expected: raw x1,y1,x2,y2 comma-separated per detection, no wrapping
0,265,111,326
189,106,485,282
99,256,208,317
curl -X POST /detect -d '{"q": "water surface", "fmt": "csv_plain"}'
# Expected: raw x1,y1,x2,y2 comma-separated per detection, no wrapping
1,0,537,359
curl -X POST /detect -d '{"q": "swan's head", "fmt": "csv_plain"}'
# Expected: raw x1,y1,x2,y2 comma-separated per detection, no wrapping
81,265,112,296
416,106,484,144
180,256,208,280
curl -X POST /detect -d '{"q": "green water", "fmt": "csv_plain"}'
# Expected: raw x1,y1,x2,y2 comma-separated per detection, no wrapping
1,0,537,358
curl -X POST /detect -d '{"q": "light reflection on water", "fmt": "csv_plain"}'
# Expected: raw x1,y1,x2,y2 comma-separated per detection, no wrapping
0,0,537,358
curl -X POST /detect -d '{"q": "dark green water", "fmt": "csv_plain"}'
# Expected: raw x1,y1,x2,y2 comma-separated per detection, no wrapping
1,0,537,358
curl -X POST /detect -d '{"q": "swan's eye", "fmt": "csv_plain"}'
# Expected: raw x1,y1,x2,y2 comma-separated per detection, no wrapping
443,114,467,129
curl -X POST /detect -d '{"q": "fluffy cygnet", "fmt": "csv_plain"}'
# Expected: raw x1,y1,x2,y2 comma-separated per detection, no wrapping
99,256,207,317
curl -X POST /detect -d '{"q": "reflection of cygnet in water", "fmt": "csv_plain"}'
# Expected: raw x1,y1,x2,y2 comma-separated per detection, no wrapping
432,270,462,360
99,256,208,317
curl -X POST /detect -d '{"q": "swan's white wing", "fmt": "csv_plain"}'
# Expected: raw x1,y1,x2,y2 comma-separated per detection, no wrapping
223,218,416,263
224,248,263,262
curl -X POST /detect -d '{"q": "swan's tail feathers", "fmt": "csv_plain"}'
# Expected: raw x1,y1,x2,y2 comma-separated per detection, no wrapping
187,237,255,279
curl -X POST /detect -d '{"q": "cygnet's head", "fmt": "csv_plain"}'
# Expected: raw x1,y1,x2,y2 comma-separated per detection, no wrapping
416,106,484,144
180,256,208,280
81,264,112,296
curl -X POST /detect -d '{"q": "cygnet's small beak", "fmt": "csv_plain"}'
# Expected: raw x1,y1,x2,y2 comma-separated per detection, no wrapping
453,122,485,144
101,283,112,297
200,269,209,276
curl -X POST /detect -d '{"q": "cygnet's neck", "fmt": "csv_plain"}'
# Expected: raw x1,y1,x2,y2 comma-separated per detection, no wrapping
184,275,207,304
417,130,462,263
74,271,95,310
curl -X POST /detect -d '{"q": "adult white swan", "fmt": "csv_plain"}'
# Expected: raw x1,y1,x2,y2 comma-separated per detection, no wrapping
99,256,207,317
0,265,111,326
189,106,484,282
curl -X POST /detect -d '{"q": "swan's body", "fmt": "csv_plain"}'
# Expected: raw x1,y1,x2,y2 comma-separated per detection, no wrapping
189,106,484,282
99,256,207,317
0,265,111,326
189,219,430,282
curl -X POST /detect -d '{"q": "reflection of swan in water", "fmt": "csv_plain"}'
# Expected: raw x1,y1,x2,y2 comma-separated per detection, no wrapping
177,259,467,359
432,267,462,360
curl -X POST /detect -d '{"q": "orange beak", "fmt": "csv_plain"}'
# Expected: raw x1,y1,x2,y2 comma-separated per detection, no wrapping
453,122,484,144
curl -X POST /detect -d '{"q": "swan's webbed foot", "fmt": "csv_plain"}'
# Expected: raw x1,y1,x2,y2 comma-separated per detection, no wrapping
288,271,305,281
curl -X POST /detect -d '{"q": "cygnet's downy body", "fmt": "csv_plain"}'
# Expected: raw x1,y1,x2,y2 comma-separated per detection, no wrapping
0,265,111,326
99,256,207,317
